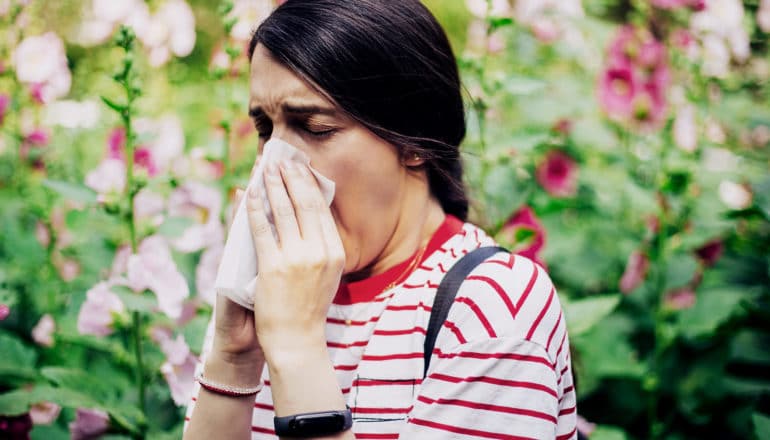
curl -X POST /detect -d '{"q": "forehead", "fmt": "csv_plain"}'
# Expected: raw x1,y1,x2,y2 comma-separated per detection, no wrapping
248,44,332,111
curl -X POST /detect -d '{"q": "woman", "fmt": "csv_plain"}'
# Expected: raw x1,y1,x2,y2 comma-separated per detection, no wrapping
185,1,577,438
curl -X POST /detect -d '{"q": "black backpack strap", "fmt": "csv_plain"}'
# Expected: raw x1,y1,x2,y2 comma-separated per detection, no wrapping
423,246,508,377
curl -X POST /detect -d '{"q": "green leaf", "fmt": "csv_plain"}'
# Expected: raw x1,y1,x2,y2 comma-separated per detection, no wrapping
591,425,629,440
0,386,94,416
182,314,211,355
664,254,699,290
563,294,621,337
0,332,38,374
158,216,195,238
30,424,70,440
42,179,97,204
753,412,770,439
677,287,755,339
488,16,513,31
752,177,770,220
40,367,115,401
101,96,127,113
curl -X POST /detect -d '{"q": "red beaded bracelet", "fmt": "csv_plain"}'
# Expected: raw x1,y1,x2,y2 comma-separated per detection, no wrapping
195,373,262,397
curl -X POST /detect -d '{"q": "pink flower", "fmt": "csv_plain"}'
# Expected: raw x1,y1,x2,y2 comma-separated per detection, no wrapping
0,414,32,438
536,150,578,198
55,257,81,282
127,235,190,319
651,0,692,9
598,63,638,119
133,147,158,177
760,0,770,33
0,304,9,321
77,281,125,336
134,189,165,226
85,158,127,197
576,415,597,437
167,182,224,253
0,94,9,125
31,314,55,347
498,206,547,268
664,287,696,310
620,250,649,294
154,330,198,406
196,243,223,306
29,401,61,425
12,32,71,103
696,239,723,267
107,128,126,159
69,408,109,440
24,129,50,147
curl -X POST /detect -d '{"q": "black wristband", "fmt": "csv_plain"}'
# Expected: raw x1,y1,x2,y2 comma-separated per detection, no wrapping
273,406,352,438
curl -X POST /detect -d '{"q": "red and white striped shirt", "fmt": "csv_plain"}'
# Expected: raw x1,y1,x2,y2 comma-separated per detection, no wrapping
186,215,577,439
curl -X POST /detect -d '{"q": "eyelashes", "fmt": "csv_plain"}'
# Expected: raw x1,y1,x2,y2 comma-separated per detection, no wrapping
253,118,337,140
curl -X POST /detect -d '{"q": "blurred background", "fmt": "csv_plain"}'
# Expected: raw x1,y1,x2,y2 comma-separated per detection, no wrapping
0,0,768,438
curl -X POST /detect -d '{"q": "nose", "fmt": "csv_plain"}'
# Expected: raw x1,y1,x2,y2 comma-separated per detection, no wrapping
269,125,305,150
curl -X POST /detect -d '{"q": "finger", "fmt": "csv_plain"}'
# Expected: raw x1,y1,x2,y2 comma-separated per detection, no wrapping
281,162,325,241
246,184,279,260
264,161,301,247
318,203,345,270
228,188,244,230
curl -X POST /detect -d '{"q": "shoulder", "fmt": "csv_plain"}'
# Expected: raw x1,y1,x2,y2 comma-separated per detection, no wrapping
437,224,567,363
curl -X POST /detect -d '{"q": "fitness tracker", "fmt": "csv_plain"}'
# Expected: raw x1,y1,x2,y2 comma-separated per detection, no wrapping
273,406,353,437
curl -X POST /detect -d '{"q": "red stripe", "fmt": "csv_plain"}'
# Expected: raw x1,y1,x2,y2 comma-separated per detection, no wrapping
443,320,467,344
402,282,426,289
417,395,557,424
546,310,562,351
553,331,567,367
526,286,555,340
434,348,555,370
556,427,577,440
352,378,422,387
467,275,517,317
409,417,536,440
559,405,576,416
355,434,399,439
455,296,497,337
327,339,368,349
362,352,423,362
254,402,273,411
251,425,275,434
327,315,379,326
514,264,540,313
373,326,426,336
437,262,448,273
334,363,359,371
428,373,557,398
353,405,412,414
386,303,432,312
488,253,516,269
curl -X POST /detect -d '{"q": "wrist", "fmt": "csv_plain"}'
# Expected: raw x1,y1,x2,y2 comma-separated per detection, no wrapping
204,350,265,389
260,328,327,367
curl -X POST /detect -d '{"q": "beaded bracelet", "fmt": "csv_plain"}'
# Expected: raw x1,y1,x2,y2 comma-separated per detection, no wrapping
195,373,263,397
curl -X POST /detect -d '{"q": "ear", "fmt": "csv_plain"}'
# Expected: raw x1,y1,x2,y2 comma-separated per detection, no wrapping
403,152,425,167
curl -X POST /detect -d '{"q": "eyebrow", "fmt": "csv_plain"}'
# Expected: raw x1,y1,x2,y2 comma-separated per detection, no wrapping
248,103,337,119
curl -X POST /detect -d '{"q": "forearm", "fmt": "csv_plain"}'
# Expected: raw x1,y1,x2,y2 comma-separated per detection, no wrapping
184,354,265,440
264,330,354,440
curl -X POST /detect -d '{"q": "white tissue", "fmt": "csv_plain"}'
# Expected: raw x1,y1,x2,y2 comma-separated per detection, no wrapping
214,138,336,310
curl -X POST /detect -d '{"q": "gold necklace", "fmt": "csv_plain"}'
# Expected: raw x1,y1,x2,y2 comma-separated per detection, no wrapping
379,243,429,295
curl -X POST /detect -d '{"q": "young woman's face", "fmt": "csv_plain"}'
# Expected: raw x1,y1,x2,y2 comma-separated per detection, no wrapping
248,45,422,275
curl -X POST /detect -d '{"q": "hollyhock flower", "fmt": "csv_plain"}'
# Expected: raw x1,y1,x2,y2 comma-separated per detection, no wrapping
718,180,752,210
690,0,749,76
77,281,125,336
229,0,273,41
0,414,32,438
696,239,723,267
85,158,127,196
167,182,224,253
55,258,80,282
598,63,638,119
466,0,511,18
196,243,223,306
671,29,699,59
138,0,196,67
13,32,71,103
498,206,547,267
664,287,696,310
43,100,101,129
35,221,50,248
31,314,55,347
126,235,189,319
513,0,584,43
759,0,770,33
24,129,49,147
620,250,649,294
536,150,578,197
674,104,698,152
29,401,61,425
171,147,224,181
69,408,109,440
154,330,198,406
134,189,165,226
0,94,9,125
132,115,185,174
632,77,668,129
111,245,132,277
0,304,9,320
651,0,692,9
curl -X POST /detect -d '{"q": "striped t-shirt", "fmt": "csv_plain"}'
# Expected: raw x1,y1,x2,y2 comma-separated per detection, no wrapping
186,215,577,439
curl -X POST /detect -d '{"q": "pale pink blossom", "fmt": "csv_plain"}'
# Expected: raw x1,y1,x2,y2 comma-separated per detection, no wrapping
43,100,101,129
514,0,584,43
196,243,223,306
651,0,691,9
85,158,127,196
576,415,597,437
0,304,9,320
168,182,224,253
77,281,125,336
171,147,224,181
69,408,109,440
690,0,749,77
620,251,649,294
56,258,80,282
466,0,511,18
139,0,196,67
31,314,55,347
674,105,698,152
134,189,166,226
111,245,132,276
664,288,697,310
718,180,752,210
29,401,61,425
126,235,189,319
759,0,770,33
229,0,273,41
133,115,185,174
74,0,141,46
154,330,198,406
12,32,71,103
536,151,578,197
35,221,50,248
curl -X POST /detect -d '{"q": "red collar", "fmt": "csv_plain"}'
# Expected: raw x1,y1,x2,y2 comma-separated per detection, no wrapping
333,215,463,305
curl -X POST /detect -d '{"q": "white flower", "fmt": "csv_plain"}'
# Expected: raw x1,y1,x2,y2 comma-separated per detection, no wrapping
167,182,224,253
700,34,730,78
126,235,190,319
718,180,752,210
13,32,71,102
134,115,185,173
85,158,127,196
690,0,749,76
466,0,511,18
138,0,196,66
229,0,273,41
92,0,137,24
43,100,101,129
759,0,770,33
673,105,697,153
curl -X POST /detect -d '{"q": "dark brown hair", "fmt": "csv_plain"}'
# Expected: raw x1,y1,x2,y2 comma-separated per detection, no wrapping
249,0,468,220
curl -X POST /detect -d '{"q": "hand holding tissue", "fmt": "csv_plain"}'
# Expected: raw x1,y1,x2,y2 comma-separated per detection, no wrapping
214,138,336,310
